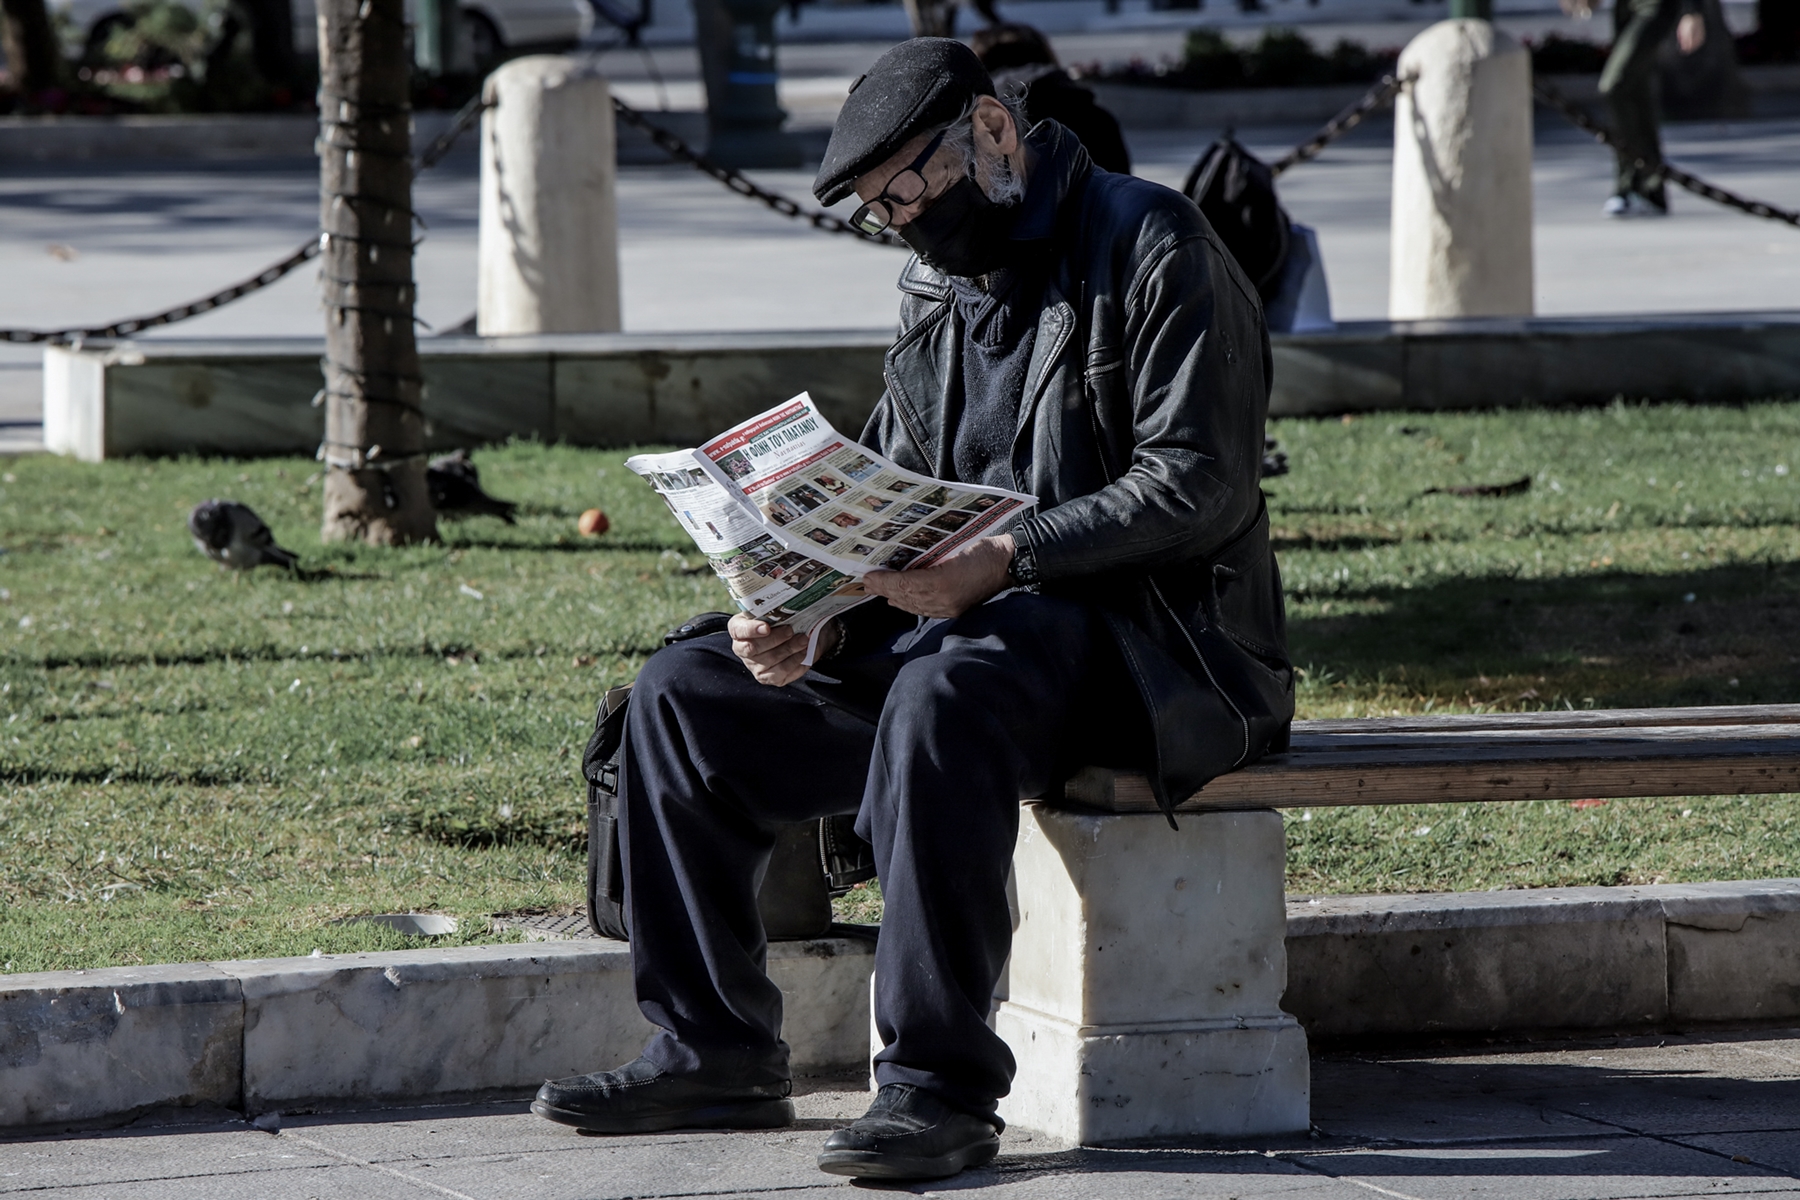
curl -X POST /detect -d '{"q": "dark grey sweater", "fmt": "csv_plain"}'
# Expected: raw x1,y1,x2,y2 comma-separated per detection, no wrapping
947,124,1070,492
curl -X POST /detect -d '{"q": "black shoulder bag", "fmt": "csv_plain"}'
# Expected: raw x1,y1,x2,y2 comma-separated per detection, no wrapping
581,612,877,941
1182,135,1293,303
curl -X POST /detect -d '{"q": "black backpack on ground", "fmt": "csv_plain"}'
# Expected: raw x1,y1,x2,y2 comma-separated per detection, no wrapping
582,612,878,942
1182,135,1292,303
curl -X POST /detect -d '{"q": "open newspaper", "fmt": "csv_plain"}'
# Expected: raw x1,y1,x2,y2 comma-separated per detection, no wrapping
627,392,1035,659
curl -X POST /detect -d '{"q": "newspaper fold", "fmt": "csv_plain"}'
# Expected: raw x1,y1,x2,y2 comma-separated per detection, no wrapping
627,392,1037,662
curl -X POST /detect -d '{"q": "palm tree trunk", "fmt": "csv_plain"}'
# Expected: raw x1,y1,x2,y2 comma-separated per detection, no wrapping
316,0,436,545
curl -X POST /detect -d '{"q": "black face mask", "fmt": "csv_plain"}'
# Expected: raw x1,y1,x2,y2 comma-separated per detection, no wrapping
897,174,1020,278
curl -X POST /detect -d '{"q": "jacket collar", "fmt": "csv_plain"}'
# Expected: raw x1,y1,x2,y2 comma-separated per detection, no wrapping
897,256,951,301
1010,118,1089,244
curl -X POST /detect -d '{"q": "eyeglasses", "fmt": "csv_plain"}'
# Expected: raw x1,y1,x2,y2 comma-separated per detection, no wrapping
849,128,950,236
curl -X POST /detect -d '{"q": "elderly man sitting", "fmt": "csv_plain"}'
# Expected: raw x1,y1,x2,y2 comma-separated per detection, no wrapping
530,38,1293,1182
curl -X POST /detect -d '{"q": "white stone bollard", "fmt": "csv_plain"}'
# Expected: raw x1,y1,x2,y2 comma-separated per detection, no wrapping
1389,20,1534,320
993,805,1309,1144
477,56,621,336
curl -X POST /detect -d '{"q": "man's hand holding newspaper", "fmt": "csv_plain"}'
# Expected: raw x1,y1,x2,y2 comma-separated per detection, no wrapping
862,533,1019,618
627,393,1036,684
730,533,1018,685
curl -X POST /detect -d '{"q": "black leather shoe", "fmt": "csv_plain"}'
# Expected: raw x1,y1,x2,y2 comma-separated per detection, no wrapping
531,1057,793,1135
817,1083,1000,1180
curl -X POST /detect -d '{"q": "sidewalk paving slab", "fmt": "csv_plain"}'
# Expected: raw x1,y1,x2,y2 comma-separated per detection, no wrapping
1308,1056,1619,1144
1384,1037,1800,1137
0,1122,341,1191
7,1029,1799,1199
1283,1139,1797,1200
10,1166,413,1200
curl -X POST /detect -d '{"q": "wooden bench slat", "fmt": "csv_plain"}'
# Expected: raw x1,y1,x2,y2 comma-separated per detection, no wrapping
1291,725,1800,751
1295,703,1800,735
1059,705,1800,814
1065,755,1800,813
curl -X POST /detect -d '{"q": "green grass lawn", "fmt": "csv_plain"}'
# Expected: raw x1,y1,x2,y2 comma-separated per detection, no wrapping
3,399,1799,972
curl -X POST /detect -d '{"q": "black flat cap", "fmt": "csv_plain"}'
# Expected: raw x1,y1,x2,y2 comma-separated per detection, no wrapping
812,38,995,206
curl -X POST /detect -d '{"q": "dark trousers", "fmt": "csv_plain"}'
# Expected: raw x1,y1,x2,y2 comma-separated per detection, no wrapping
617,592,1139,1120
1602,0,1684,198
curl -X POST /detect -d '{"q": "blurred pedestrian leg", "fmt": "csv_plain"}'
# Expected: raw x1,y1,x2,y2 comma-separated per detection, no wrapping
1598,0,1693,213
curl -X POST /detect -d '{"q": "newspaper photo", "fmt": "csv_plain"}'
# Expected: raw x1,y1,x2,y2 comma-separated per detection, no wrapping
626,392,1036,656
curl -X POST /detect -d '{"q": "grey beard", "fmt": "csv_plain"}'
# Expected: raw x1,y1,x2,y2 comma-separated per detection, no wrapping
976,151,1025,207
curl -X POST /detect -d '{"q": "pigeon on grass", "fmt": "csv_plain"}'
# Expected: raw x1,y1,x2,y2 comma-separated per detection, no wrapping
427,450,518,524
189,500,299,570
1261,437,1289,479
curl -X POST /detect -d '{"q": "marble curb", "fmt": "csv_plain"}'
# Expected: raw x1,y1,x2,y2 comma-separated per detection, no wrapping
1283,878,1800,1039
1287,878,1800,936
41,311,1800,461
8,879,1800,1134
0,937,874,1136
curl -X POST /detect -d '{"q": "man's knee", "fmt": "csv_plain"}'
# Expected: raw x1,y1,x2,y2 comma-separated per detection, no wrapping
630,633,742,710
879,598,1094,742
623,635,759,779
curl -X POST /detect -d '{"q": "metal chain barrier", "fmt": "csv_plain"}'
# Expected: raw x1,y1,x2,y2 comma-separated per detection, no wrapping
417,90,490,172
0,75,1392,344
608,79,1412,239
1533,78,1800,228
610,95,905,248
1270,73,1404,178
16,69,1787,346
0,91,492,346
1,240,324,344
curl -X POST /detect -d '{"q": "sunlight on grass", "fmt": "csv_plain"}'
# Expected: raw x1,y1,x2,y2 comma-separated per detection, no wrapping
2,399,1798,970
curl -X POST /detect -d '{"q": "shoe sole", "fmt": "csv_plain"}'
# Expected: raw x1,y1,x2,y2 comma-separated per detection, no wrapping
816,1136,1000,1180
531,1096,793,1135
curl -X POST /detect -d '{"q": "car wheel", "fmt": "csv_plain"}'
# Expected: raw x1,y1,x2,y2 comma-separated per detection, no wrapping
462,10,503,70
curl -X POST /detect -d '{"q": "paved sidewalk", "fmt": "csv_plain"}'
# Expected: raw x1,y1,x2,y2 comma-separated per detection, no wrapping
2,114,1795,453
6,1029,1799,1199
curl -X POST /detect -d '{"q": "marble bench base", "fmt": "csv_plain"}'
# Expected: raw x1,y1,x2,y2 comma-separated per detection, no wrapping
995,1007,1309,1143
993,805,1310,1144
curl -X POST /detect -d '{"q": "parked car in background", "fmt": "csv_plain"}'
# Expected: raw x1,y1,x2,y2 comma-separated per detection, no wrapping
54,0,591,69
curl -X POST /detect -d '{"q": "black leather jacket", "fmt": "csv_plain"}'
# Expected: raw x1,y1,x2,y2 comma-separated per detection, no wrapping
862,121,1294,815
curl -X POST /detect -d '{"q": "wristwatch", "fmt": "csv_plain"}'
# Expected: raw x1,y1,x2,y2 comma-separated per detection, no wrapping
815,616,849,665
1007,538,1040,587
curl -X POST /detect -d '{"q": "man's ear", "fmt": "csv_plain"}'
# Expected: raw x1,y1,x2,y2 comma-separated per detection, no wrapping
971,96,1019,158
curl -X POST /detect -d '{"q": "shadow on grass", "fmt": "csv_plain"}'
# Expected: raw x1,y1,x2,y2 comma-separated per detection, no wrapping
30,700,214,723
511,503,599,520
291,567,388,583
0,764,250,787
1292,560,1800,710
1273,532,1404,554
20,641,663,671
437,535,682,554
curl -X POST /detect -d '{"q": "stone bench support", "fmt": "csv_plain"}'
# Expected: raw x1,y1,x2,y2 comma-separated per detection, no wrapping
992,805,1309,1144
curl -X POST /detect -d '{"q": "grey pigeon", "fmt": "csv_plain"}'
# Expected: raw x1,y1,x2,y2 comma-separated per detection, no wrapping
427,450,518,524
1261,436,1289,479
188,499,298,570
